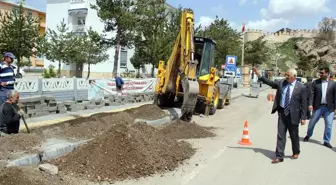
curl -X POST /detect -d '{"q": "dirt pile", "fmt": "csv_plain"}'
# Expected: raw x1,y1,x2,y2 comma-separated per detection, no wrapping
158,119,216,139
53,122,195,182
125,104,167,120
0,133,43,160
35,112,134,140
0,166,63,185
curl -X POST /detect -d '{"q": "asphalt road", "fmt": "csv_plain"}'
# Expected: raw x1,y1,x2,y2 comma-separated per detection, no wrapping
111,89,336,185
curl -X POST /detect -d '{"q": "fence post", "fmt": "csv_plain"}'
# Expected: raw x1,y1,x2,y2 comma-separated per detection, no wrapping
73,77,78,102
38,77,43,96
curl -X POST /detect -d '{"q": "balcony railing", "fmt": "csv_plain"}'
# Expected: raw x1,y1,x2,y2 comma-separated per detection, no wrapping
73,25,86,33
70,0,85,3
68,0,88,15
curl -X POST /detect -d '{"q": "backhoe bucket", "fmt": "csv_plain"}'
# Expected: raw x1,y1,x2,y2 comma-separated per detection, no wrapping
181,78,199,122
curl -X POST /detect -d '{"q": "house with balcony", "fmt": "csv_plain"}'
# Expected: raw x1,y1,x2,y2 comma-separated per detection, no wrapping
0,0,46,67
45,0,176,78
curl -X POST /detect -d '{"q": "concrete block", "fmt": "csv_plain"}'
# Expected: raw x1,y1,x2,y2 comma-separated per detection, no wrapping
48,106,57,112
27,109,37,114
44,95,55,101
63,101,75,106
7,154,41,166
103,100,111,106
0,160,8,170
20,95,44,103
38,163,58,175
85,104,96,109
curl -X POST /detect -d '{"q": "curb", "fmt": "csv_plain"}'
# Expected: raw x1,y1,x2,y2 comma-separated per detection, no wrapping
7,116,178,167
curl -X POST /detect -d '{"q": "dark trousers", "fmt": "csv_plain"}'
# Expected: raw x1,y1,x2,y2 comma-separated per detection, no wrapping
276,108,300,159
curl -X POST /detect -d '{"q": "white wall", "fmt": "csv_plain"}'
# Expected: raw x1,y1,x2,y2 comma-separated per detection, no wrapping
46,0,172,76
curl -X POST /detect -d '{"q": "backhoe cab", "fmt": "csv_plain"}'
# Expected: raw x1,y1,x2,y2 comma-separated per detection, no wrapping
154,8,232,122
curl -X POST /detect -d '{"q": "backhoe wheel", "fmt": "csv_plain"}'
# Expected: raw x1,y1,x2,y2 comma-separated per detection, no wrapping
217,95,226,109
209,81,220,115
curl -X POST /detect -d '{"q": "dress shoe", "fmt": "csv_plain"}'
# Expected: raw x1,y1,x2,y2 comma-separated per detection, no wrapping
271,158,283,164
303,136,309,142
290,154,299,159
324,142,332,148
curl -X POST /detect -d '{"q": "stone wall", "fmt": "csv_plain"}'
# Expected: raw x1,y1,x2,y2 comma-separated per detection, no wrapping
244,29,335,43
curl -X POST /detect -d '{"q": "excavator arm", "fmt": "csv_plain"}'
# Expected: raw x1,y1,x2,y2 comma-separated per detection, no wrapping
154,9,199,122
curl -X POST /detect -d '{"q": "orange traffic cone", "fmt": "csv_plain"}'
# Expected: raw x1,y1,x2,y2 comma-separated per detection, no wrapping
238,121,252,146
267,93,274,101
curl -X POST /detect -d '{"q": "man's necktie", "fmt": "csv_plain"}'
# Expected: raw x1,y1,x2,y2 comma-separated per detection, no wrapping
284,84,290,115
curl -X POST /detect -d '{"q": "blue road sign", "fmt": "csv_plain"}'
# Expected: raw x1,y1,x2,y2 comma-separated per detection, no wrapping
225,55,237,74
236,67,242,77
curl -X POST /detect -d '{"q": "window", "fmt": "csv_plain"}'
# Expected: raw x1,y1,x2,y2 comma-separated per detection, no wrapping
77,17,85,25
120,47,128,68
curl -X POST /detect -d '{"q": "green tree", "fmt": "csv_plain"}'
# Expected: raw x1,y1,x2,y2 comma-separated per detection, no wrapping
316,17,336,44
91,0,136,76
0,0,41,77
132,0,171,76
80,28,109,79
43,20,78,77
130,48,145,77
244,37,270,66
195,17,242,67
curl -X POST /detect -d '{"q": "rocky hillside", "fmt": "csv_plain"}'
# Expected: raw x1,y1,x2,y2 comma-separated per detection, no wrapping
295,39,336,66
268,36,336,75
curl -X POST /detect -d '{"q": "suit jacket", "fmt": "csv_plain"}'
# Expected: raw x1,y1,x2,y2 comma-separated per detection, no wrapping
309,79,336,112
259,76,307,124
305,81,313,100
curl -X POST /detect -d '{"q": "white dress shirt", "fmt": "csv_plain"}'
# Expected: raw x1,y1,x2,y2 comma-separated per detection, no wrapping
321,79,328,104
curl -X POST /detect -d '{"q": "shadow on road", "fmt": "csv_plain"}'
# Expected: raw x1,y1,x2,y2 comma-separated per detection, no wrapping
299,137,322,145
227,146,274,160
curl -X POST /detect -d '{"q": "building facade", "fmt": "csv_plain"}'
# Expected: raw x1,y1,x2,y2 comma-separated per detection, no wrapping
0,0,46,67
45,0,176,78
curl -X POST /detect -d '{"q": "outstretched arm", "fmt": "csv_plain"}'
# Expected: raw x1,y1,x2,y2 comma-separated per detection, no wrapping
252,67,279,89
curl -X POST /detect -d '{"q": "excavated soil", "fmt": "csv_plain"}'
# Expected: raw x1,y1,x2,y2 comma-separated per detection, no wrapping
33,105,166,140
53,122,195,182
0,166,64,185
34,112,134,140
158,119,216,139
125,104,167,120
0,133,43,160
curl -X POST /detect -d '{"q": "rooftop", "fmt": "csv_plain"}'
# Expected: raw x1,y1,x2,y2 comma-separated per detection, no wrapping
0,0,46,14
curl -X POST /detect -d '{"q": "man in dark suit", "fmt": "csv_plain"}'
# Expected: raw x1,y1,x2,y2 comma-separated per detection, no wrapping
304,77,313,119
253,67,307,164
303,67,336,148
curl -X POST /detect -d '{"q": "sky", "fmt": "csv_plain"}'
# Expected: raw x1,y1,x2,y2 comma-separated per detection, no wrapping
13,0,336,32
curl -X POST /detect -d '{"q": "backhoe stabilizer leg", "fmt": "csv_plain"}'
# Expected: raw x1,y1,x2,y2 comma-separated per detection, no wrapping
180,78,199,122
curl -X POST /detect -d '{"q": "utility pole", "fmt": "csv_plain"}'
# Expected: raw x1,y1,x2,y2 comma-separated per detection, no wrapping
241,22,249,87
241,22,245,66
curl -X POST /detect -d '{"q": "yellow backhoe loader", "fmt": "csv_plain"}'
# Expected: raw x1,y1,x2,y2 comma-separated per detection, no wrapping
154,8,232,122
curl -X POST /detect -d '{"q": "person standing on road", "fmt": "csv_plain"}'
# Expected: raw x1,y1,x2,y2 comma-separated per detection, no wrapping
303,67,336,148
114,74,124,95
0,52,16,104
305,77,313,119
253,67,307,164
0,90,23,136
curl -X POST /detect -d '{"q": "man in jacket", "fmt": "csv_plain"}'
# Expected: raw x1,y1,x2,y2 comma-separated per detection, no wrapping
0,90,22,136
253,67,307,164
0,52,16,104
114,74,124,95
303,67,336,148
